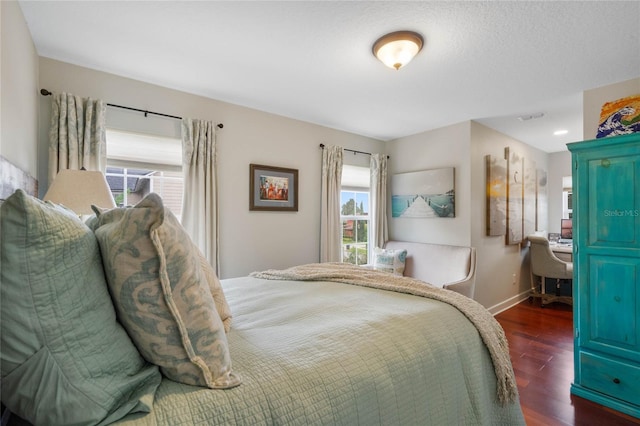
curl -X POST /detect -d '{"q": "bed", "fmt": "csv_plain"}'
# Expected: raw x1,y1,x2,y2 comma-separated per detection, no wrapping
1,190,525,425
117,275,524,425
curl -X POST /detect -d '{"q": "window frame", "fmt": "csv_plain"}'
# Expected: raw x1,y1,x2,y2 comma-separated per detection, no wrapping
340,186,371,266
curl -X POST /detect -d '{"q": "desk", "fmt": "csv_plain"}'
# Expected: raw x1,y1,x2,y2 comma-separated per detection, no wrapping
550,243,573,262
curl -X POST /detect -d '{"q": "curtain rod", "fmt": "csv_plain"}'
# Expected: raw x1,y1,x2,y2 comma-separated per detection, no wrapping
319,143,389,159
40,89,223,129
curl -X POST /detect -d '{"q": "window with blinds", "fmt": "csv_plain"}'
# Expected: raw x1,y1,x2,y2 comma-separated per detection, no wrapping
105,129,183,220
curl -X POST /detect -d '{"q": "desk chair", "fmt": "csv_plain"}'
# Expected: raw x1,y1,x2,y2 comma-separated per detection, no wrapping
528,235,573,306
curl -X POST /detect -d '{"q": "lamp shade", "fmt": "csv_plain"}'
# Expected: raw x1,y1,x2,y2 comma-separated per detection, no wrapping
44,169,116,214
372,31,424,70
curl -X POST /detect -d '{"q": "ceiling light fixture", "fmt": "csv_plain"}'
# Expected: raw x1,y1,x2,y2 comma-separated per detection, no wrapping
554,129,569,136
372,31,424,70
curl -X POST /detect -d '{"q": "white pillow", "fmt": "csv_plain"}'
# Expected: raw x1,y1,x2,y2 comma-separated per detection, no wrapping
373,247,408,276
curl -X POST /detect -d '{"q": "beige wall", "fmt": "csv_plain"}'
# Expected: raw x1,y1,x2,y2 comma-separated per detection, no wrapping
1,1,39,176
37,58,384,278
547,150,572,234
547,77,640,231
470,122,548,312
386,121,472,247
8,1,638,309
386,121,548,311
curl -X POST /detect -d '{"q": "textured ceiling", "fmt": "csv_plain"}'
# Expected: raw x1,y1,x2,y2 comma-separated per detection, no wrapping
19,1,640,152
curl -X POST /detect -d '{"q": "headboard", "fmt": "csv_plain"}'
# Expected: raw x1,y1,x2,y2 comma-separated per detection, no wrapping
0,155,38,200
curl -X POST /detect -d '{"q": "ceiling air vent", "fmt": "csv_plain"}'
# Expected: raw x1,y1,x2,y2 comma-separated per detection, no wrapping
517,112,545,121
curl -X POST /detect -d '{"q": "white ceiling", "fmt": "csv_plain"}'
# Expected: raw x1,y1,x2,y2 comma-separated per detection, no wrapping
19,1,640,153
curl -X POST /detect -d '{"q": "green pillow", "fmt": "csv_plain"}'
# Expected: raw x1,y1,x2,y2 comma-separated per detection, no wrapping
0,190,161,426
93,193,241,389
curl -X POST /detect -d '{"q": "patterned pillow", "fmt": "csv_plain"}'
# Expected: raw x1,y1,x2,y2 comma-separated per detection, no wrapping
89,207,233,333
198,250,233,333
0,190,161,426
373,247,408,276
93,193,241,389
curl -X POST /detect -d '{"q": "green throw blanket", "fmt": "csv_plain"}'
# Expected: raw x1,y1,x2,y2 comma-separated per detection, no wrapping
251,262,518,404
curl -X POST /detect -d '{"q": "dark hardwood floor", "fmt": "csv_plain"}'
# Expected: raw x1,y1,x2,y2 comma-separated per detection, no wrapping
495,300,640,426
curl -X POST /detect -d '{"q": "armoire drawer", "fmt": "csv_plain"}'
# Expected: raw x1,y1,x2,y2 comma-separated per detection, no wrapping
580,352,640,406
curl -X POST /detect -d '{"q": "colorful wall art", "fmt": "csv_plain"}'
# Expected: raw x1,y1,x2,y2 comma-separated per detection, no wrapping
249,164,298,211
597,94,640,138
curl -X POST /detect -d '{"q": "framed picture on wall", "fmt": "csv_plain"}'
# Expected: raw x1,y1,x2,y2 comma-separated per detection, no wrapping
249,164,298,211
485,155,507,236
391,167,455,218
506,147,524,245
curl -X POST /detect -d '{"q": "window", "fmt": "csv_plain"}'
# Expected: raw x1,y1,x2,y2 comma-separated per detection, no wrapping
105,167,183,221
340,165,370,265
105,129,183,220
341,190,369,265
562,175,572,219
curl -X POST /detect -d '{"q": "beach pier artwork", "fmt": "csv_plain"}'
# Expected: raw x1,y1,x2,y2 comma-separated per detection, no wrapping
391,168,455,218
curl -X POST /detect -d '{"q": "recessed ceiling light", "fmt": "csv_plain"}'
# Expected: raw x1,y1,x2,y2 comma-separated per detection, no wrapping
554,129,569,136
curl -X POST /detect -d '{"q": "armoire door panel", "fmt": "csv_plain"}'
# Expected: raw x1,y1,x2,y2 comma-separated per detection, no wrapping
587,155,640,248
584,256,640,355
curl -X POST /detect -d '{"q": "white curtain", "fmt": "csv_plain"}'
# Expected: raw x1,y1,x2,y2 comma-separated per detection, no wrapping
181,118,220,274
320,145,343,262
48,92,106,183
370,153,389,251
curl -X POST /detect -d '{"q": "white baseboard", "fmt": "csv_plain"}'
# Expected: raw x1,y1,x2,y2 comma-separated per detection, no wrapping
487,290,532,316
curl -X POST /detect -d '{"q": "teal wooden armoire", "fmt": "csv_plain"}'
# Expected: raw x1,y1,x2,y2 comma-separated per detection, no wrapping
568,132,640,419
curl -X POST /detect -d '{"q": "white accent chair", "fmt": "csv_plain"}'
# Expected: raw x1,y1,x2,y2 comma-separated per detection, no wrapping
383,240,477,299
528,235,573,306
